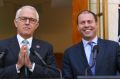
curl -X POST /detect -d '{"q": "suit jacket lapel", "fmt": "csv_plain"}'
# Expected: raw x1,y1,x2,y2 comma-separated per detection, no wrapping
76,42,92,75
95,38,105,75
8,36,20,61
30,39,41,63
30,39,36,63
79,42,88,68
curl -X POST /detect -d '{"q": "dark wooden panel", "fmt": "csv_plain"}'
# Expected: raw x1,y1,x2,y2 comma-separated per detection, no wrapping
54,53,64,69
72,0,88,44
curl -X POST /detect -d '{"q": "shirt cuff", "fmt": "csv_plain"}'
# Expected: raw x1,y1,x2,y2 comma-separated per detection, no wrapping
16,64,20,73
29,63,35,72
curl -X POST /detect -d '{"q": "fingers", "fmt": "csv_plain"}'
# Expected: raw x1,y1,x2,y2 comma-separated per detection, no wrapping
21,45,28,54
17,45,28,69
17,45,32,69
25,51,32,69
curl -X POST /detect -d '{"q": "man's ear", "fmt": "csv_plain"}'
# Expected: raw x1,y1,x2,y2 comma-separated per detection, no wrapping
35,22,39,29
14,19,17,28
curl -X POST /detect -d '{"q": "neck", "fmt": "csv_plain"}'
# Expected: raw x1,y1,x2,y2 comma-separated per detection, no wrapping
83,36,97,42
18,34,32,39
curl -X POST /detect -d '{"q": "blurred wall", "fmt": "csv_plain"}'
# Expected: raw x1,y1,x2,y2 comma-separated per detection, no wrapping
0,1,72,53
108,0,118,41
89,0,118,42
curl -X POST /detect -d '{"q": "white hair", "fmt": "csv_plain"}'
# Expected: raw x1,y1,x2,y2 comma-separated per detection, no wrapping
15,5,39,21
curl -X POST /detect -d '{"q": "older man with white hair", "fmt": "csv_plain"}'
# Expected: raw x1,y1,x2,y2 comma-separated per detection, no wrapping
0,5,59,78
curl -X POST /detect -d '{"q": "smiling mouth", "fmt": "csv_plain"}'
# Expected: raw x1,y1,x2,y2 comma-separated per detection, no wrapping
84,29,92,32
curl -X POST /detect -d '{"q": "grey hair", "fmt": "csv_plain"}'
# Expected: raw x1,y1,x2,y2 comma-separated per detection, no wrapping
15,5,39,21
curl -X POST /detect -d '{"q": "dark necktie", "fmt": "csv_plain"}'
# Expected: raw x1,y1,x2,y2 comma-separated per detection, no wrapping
22,40,29,78
88,42,95,75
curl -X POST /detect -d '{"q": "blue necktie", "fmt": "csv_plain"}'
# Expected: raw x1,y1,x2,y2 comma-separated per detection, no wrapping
88,42,95,75
22,40,29,45
22,40,29,78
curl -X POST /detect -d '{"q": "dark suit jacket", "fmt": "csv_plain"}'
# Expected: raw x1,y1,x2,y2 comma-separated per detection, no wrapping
0,36,59,79
62,38,120,79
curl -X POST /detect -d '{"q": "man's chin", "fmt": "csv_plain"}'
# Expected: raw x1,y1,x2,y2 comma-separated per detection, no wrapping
21,33,31,37
84,34,92,38
83,35,93,40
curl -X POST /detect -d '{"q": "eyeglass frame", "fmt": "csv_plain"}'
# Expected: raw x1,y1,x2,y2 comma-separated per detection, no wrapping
16,17,39,24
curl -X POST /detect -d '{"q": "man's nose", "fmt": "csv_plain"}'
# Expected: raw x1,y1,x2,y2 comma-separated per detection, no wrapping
84,22,89,27
25,19,30,24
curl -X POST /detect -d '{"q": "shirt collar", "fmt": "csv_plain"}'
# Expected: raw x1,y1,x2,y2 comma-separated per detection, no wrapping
82,36,98,47
17,34,33,47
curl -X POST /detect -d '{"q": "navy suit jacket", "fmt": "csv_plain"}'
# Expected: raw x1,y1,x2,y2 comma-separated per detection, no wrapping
62,38,120,79
0,36,59,78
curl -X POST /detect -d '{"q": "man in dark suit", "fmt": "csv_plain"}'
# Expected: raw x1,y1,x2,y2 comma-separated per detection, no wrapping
0,5,59,78
62,10,120,79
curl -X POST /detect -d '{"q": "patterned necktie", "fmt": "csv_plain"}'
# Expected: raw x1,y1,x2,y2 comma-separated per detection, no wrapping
88,42,95,75
22,40,30,54
22,40,29,78
22,40,29,46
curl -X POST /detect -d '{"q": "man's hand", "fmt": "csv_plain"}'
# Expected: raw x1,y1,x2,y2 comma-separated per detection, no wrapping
16,45,28,69
25,51,33,69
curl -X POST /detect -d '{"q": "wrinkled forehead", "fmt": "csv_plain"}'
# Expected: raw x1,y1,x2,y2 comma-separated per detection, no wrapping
19,7,36,17
16,6,39,20
78,11,97,22
79,11,93,17
78,13,94,20
78,12,96,22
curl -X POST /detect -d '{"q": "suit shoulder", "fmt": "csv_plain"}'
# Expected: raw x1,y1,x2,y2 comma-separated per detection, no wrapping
33,39,53,47
0,37,15,45
99,39,119,48
64,42,81,53
101,39,119,45
0,37,16,50
67,43,81,49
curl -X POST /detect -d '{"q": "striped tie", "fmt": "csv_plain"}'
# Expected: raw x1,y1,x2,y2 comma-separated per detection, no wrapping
88,42,95,75
22,40,29,78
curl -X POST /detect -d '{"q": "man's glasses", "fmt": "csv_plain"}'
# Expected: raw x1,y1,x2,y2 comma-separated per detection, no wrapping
17,17,38,24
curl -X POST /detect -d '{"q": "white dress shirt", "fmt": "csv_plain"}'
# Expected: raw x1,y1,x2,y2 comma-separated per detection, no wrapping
82,36,98,64
16,34,35,73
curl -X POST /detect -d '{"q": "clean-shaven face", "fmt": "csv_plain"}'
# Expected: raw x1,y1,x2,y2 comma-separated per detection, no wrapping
14,6,39,39
77,12,98,41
